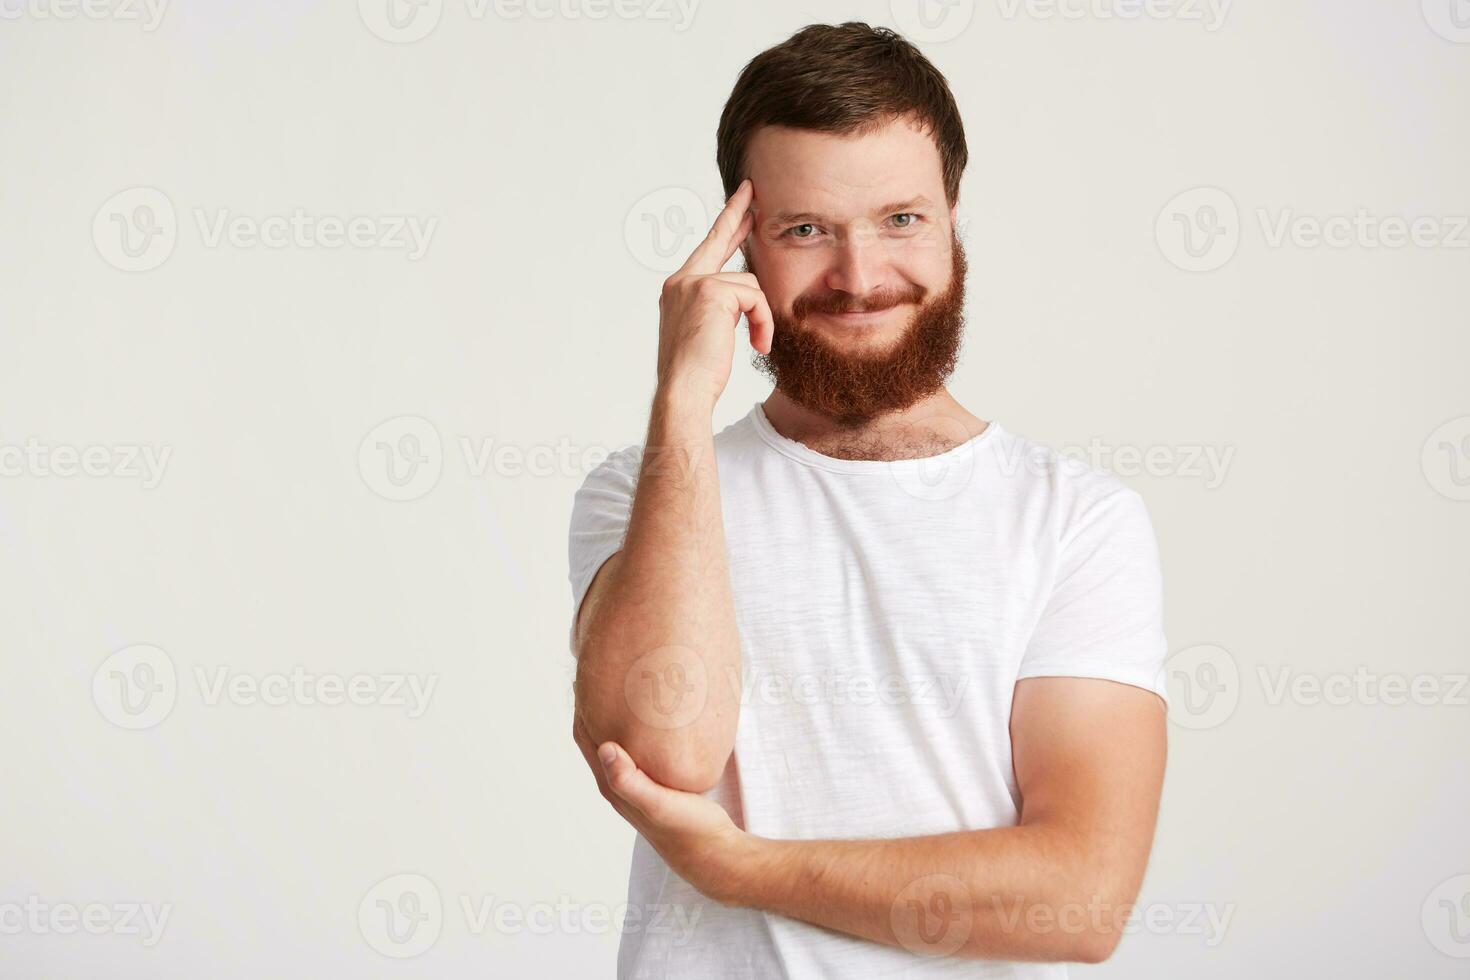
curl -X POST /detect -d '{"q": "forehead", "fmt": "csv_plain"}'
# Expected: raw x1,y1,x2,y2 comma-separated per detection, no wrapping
744,114,946,220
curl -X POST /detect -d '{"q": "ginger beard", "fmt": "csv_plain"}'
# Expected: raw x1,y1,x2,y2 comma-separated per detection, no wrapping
747,232,968,426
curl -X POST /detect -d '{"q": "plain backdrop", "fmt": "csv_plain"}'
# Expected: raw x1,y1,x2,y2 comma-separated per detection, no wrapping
1,0,1467,976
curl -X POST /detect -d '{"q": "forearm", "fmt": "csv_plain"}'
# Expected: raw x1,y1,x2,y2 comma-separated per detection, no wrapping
723,825,1133,964
574,381,742,791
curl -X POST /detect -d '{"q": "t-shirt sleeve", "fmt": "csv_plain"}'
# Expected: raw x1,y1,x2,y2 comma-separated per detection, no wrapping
1016,485,1169,706
566,445,643,655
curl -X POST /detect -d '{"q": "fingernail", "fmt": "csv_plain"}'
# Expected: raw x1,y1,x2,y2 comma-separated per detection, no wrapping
598,745,616,766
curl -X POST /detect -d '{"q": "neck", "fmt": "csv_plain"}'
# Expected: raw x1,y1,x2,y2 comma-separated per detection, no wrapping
761,387,989,462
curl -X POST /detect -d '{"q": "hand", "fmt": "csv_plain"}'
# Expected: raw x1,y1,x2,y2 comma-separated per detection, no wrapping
655,177,774,408
592,738,759,906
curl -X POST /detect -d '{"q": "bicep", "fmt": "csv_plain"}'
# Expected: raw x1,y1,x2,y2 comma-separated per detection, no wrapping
1009,676,1167,898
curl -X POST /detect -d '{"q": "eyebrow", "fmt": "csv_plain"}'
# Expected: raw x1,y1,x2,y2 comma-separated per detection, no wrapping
767,195,937,226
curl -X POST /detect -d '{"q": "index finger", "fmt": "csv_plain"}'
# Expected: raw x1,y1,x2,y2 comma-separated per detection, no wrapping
676,178,754,278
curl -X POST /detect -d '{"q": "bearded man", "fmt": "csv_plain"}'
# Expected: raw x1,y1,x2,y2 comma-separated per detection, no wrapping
567,21,1170,979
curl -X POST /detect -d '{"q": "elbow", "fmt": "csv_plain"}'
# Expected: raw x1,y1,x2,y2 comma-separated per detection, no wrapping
1061,869,1135,964
1069,928,1122,965
601,729,730,793
642,740,730,793
575,642,736,793
574,707,731,794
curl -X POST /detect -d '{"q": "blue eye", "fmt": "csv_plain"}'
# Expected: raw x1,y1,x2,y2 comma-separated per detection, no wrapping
789,224,816,238
892,213,919,228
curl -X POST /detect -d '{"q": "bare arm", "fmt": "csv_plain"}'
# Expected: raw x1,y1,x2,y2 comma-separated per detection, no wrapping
594,676,1167,963
572,178,773,793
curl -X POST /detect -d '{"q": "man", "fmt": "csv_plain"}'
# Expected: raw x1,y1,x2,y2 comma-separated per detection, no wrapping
568,21,1169,979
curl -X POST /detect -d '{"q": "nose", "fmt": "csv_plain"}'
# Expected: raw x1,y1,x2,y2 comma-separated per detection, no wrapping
823,224,887,298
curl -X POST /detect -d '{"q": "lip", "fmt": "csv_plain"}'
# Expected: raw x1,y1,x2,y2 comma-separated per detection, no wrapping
817,307,898,325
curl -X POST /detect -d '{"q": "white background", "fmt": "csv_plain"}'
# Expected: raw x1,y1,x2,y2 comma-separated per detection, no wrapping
1,0,1467,976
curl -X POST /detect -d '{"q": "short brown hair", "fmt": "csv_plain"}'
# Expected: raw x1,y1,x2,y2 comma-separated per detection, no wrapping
716,22,968,207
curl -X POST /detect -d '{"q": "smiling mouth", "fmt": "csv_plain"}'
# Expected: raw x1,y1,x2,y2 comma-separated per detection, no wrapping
817,307,902,324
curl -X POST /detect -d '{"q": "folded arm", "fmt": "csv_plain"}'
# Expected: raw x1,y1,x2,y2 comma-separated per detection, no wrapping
582,675,1167,964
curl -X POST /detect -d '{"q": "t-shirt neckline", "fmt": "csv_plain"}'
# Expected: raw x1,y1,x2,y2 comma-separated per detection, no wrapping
747,401,1000,474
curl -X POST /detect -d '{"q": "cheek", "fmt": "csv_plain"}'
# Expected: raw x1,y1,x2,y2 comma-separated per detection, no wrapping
747,247,816,309
896,246,952,293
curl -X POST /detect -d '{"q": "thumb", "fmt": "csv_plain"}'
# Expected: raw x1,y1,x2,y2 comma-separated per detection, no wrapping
598,741,664,815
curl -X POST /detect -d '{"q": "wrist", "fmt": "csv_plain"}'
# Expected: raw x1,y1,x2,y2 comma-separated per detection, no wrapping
654,371,719,419
709,831,780,909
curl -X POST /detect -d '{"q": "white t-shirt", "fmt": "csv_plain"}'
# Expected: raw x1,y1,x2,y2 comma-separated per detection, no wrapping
567,402,1169,979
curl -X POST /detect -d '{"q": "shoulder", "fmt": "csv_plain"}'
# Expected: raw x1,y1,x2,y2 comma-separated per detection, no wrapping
986,425,1151,536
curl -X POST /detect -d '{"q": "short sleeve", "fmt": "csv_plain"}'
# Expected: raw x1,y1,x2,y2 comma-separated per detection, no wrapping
566,445,643,655
1016,487,1169,706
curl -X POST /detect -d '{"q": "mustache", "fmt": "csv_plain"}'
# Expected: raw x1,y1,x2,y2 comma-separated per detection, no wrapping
790,284,926,320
